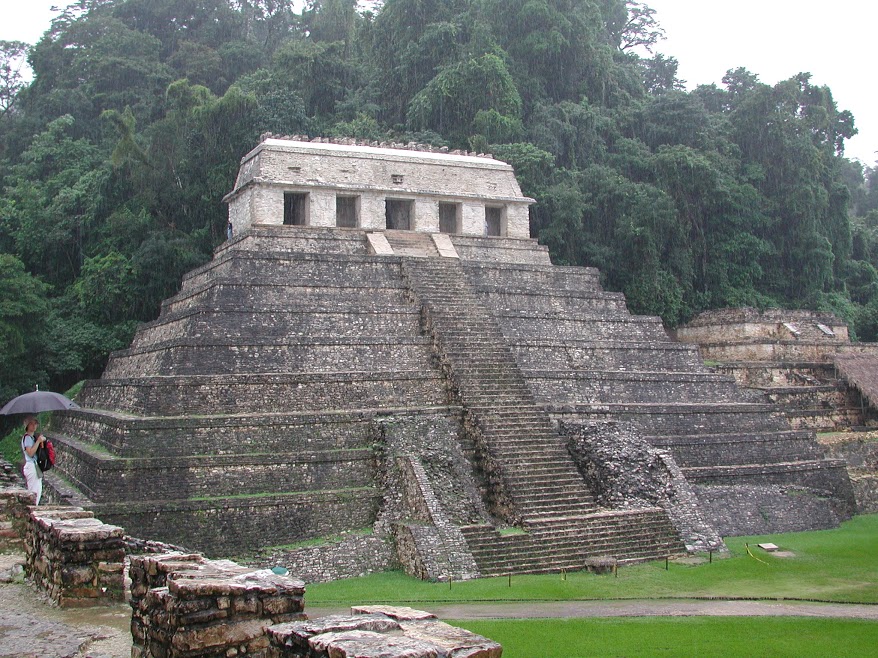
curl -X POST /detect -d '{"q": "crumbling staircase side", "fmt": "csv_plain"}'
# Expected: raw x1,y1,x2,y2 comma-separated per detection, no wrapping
401,257,684,574
393,457,481,581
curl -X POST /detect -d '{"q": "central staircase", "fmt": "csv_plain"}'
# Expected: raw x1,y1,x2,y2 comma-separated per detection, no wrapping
402,257,684,575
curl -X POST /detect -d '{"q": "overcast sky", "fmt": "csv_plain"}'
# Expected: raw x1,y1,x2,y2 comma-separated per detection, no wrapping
1,0,875,165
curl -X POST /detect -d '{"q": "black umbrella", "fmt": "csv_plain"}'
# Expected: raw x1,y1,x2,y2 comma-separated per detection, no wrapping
0,390,80,415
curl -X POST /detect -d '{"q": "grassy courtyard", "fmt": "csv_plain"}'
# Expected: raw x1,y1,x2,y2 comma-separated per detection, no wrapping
307,514,878,657
452,617,878,658
308,514,878,606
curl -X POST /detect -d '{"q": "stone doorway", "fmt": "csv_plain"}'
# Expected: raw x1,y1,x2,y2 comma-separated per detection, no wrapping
485,206,504,236
336,195,359,228
439,202,461,234
284,192,308,225
386,199,413,230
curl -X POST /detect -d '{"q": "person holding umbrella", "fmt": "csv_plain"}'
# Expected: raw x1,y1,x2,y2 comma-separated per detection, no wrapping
1,387,78,505
21,415,45,504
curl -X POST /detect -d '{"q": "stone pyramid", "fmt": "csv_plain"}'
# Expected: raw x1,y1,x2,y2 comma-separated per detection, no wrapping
47,139,855,579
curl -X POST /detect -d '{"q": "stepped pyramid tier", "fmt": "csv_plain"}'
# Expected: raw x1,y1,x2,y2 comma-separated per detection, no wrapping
47,139,854,579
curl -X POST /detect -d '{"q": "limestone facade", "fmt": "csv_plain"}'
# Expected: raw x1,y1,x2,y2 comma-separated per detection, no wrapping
224,138,534,238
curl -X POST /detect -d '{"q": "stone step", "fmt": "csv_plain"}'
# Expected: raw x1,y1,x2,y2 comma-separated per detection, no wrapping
464,536,679,575
520,506,599,520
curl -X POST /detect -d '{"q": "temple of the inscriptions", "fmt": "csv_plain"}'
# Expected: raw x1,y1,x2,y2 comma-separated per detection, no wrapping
45,137,856,580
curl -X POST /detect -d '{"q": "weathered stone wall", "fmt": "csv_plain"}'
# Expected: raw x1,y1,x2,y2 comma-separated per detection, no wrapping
106,337,434,378
647,430,825,468
850,473,878,513
528,371,754,406
54,410,377,458
24,506,125,607
820,434,878,513
449,235,552,265
693,484,844,536
821,434,878,468
695,341,878,363
0,487,35,551
77,371,449,416
222,225,371,256
58,442,373,503
512,340,700,372
372,415,485,580
250,533,397,584
675,308,850,343
90,490,381,557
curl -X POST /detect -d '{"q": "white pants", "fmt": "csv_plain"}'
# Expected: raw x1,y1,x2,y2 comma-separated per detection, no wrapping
23,461,42,505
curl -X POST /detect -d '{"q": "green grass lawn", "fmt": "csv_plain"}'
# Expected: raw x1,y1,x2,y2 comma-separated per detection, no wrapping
307,514,878,605
451,617,878,658
307,517,878,657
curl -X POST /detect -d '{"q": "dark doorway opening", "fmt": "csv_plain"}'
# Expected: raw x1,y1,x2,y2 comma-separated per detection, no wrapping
336,196,358,228
485,206,503,236
385,199,413,230
284,192,308,225
439,202,460,234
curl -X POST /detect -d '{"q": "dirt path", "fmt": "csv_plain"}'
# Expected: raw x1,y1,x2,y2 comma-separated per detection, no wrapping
308,599,878,622
0,553,130,658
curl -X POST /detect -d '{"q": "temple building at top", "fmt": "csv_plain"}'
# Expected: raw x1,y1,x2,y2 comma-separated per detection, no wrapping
224,138,534,239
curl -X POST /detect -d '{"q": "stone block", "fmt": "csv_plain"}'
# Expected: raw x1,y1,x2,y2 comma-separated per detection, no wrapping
268,608,502,658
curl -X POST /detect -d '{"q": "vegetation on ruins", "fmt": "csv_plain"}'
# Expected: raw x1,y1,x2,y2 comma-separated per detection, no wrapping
1,0,877,401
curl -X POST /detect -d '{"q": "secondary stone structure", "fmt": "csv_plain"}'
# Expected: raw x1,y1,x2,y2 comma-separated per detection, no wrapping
675,308,878,431
676,307,878,515
47,137,855,578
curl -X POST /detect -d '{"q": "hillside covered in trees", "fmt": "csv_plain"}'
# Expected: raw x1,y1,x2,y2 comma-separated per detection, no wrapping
1,0,877,401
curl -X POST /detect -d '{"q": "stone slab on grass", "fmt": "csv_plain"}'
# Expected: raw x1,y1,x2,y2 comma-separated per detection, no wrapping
269,605,502,658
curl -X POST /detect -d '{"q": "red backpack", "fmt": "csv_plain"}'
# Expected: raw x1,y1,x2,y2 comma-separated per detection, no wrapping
32,436,55,471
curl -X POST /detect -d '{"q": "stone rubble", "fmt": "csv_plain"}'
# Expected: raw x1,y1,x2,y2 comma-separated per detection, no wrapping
268,605,502,658
564,420,725,553
3,471,503,658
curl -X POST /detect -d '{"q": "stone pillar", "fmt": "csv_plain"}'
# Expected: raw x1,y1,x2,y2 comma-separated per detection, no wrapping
506,204,530,238
253,186,285,226
25,507,125,607
461,202,485,236
414,199,440,233
129,552,306,658
309,190,336,228
361,193,386,230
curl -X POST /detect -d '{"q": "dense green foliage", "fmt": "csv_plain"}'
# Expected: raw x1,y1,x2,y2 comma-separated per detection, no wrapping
306,514,878,604
1,0,876,396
